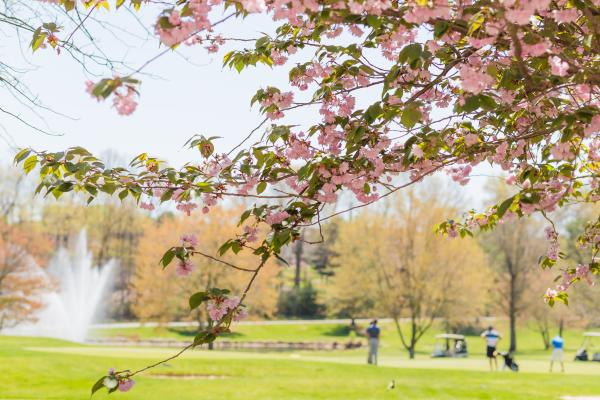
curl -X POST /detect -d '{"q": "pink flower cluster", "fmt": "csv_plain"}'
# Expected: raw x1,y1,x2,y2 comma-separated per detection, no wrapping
319,93,355,123
552,264,595,298
260,90,293,120
447,164,473,186
176,259,195,277
155,3,212,47
265,211,289,225
291,62,332,91
104,368,135,393
243,225,258,243
458,64,494,95
550,142,574,160
549,56,569,77
207,296,248,322
112,88,138,116
181,233,198,247
85,80,138,116
118,379,135,392
544,226,559,261
504,0,551,25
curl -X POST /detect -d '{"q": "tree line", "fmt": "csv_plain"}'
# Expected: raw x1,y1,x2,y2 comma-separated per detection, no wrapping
0,168,597,358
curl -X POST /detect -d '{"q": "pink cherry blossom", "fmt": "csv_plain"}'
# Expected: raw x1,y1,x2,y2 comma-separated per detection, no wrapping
181,234,198,247
118,379,135,392
240,0,266,13
549,56,569,77
544,288,558,303
176,202,197,216
265,211,289,225
175,259,195,277
113,89,138,116
139,202,155,211
550,142,574,160
243,226,258,243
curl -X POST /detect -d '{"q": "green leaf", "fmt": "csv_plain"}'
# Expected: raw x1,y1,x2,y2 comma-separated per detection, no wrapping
239,209,252,226
189,292,209,310
30,28,47,52
160,248,176,268
400,106,422,129
365,102,382,122
496,196,514,218
433,21,449,38
91,376,107,396
468,12,485,35
398,44,422,65
461,96,480,113
256,181,267,194
14,149,31,164
218,241,232,256
23,155,38,174
101,182,117,195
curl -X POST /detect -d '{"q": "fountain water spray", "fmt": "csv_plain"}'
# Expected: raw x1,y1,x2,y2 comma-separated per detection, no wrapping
4,230,115,342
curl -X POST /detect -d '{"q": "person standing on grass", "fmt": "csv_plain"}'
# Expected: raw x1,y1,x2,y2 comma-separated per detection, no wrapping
480,326,502,371
550,335,565,372
366,320,380,365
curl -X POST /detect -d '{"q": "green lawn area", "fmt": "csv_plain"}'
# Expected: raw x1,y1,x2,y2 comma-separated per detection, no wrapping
91,319,590,359
3,331,600,400
91,322,362,344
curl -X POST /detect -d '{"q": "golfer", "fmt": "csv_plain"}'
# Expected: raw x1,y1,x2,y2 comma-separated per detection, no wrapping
366,320,380,365
480,326,502,371
550,335,565,372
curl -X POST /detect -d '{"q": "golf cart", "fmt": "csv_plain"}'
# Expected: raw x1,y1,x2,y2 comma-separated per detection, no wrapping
431,334,468,358
575,332,600,362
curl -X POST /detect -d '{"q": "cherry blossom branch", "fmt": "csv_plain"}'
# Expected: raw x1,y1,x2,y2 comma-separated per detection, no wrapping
191,250,258,272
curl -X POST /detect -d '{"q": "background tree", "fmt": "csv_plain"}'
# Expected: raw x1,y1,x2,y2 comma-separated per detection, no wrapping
309,221,340,280
41,199,147,319
482,216,543,353
331,187,489,358
0,168,51,329
326,214,382,319
132,206,280,326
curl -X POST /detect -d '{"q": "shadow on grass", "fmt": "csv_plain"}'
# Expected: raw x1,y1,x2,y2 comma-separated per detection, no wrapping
167,327,244,339
323,324,365,338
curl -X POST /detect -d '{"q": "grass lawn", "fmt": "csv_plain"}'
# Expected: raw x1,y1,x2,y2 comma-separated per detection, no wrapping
3,335,600,400
91,319,591,360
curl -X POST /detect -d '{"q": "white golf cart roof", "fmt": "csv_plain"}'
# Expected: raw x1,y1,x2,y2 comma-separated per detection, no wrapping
435,334,465,340
583,332,600,337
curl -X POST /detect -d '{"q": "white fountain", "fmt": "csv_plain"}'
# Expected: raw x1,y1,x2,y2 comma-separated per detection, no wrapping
5,230,115,342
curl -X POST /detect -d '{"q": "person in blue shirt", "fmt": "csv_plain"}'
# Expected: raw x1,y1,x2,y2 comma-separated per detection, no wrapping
366,320,380,365
550,335,565,372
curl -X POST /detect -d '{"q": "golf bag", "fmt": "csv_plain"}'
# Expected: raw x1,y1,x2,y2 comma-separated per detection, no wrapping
575,349,588,361
500,352,519,372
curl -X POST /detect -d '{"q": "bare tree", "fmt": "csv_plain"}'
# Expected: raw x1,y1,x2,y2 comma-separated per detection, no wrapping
330,187,489,358
482,217,543,353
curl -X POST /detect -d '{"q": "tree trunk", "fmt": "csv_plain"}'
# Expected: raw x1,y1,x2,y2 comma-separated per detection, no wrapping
539,326,550,350
558,318,564,337
509,270,517,353
409,318,417,359
509,309,517,353
293,231,303,289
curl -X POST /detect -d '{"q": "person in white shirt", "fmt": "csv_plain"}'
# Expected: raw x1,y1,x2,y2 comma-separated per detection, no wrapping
480,326,502,371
